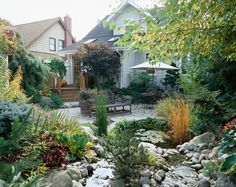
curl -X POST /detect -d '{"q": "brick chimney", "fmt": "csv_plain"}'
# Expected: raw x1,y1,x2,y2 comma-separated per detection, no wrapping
64,14,72,47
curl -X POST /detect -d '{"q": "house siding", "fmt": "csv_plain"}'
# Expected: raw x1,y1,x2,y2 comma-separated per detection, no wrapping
113,4,142,35
120,50,146,88
28,23,65,55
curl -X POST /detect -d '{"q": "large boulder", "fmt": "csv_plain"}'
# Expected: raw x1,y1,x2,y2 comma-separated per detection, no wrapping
50,171,73,187
190,132,215,146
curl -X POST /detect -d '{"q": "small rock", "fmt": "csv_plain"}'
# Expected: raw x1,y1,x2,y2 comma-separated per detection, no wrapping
66,168,82,181
78,178,86,185
199,154,205,161
79,168,88,178
197,178,211,187
72,180,83,187
184,149,190,154
186,152,193,158
139,177,150,185
156,170,165,179
150,178,157,186
201,160,209,167
156,147,164,155
201,149,210,154
180,142,195,151
198,143,208,150
154,174,162,182
141,170,152,178
162,153,169,158
191,164,203,170
208,147,219,160
208,143,214,148
193,153,200,159
192,157,200,164
182,161,193,166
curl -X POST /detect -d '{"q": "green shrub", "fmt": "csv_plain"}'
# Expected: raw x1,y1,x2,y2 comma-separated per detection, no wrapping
50,93,64,109
39,96,54,109
8,45,49,99
0,101,30,138
0,151,42,183
190,90,226,135
112,118,168,135
47,58,66,79
104,129,154,184
95,92,108,136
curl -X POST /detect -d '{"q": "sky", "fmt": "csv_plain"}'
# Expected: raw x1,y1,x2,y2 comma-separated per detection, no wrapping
0,0,156,40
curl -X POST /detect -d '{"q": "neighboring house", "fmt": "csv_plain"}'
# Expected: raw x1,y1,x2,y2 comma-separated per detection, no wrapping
60,0,181,89
13,15,75,60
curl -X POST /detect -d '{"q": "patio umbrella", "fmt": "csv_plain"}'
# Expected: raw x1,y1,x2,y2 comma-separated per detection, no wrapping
130,61,178,71
130,61,178,87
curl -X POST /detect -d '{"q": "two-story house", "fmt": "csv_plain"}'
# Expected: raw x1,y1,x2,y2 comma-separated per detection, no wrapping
60,1,149,88
61,0,180,90
13,15,75,59
13,15,75,85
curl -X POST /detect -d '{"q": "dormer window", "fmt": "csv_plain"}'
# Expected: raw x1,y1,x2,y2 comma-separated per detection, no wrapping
49,37,56,51
58,40,64,50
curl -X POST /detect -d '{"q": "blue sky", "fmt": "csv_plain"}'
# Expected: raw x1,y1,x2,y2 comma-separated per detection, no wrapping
0,0,156,40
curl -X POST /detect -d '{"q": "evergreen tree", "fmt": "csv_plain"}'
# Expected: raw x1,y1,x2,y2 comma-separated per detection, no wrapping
163,63,180,89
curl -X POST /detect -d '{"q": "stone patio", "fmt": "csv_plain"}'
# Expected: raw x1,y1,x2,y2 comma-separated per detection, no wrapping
58,104,155,128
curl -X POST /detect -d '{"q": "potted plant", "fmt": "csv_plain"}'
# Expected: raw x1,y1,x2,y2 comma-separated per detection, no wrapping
79,89,97,116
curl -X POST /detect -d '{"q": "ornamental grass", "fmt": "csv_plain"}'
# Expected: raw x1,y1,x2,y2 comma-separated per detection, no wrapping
168,99,191,144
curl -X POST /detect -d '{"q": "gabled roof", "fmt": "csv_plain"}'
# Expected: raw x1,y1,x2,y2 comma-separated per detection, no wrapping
13,17,75,47
60,0,151,54
60,15,118,54
83,15,113,41
106,0,151,23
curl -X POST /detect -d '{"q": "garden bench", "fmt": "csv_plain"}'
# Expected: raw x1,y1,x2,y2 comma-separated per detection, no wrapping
106,102,132,114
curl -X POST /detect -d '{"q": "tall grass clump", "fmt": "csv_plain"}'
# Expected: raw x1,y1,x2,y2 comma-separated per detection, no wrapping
155,97,191,144
95,92,108,136
168,99,191,144
155,97,175,120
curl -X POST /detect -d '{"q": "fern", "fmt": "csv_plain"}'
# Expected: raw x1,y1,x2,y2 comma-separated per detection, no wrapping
4,66,28,104
0,61,28,104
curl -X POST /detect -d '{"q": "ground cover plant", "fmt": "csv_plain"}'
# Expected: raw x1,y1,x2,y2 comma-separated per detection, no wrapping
0,105,94,185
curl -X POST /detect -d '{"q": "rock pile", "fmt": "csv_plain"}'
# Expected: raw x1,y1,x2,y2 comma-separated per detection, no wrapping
137,132,230,187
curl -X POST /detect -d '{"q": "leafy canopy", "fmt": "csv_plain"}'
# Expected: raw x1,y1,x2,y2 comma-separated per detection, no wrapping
47,58,66,79
8,44,49,98
75,42,120,86
118,0,236,62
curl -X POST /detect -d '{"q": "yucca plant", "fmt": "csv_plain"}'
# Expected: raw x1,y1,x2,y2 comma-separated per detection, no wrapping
168,99,191,144
95,92,108,136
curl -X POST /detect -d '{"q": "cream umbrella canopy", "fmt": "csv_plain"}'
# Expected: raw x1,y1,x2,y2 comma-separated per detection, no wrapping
130,61,178,88
130,61,178,70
